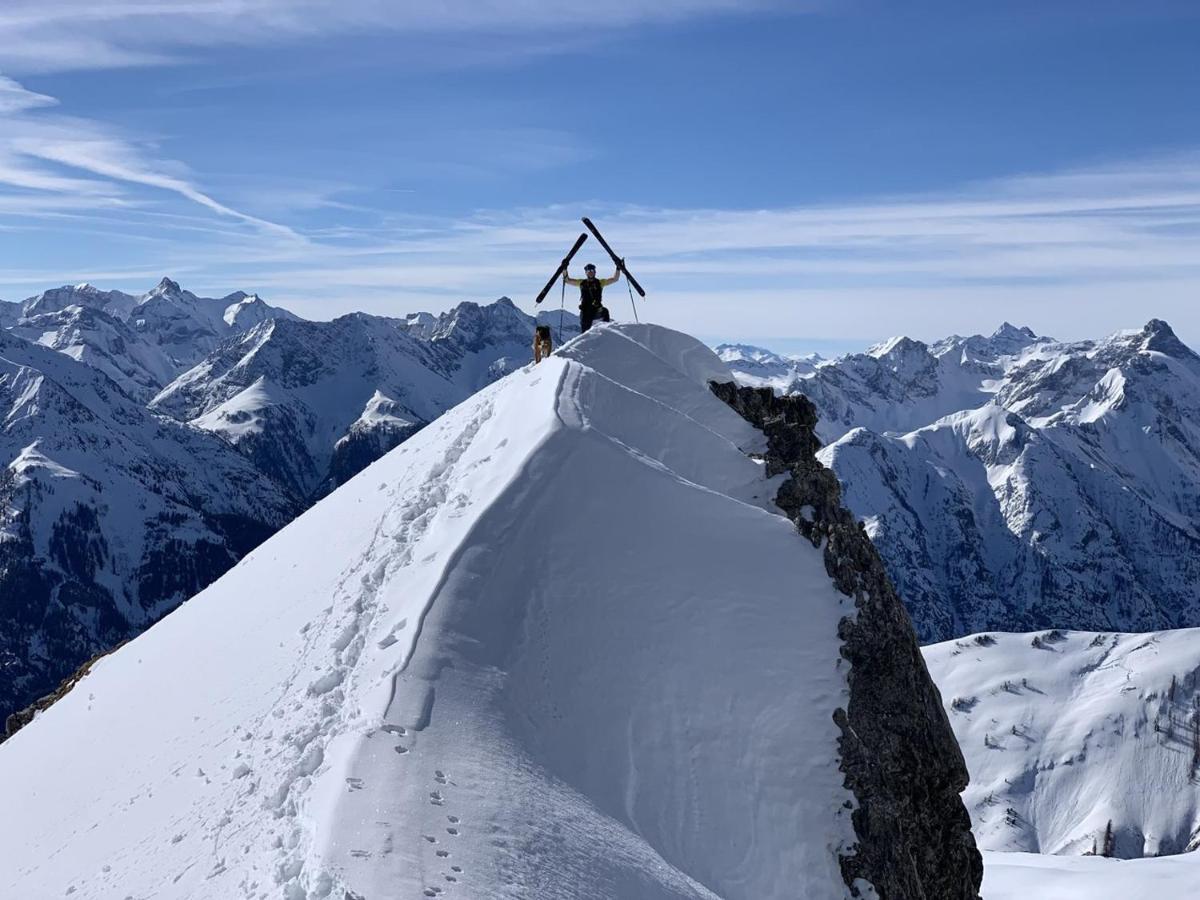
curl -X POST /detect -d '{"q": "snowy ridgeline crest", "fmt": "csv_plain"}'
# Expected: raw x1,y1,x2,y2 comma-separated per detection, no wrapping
722,320,1200,641
0,279,577,725
925,628,1200,861
0,324,979,900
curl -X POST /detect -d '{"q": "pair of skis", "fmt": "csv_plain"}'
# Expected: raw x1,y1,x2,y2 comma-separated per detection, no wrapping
534,218,646,305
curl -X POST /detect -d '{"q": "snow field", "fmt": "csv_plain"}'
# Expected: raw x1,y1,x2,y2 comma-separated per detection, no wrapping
925,628,1200,859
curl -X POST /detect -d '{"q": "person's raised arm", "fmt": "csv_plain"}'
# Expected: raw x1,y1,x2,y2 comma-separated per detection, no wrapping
600,262,622,287
562,264,582,286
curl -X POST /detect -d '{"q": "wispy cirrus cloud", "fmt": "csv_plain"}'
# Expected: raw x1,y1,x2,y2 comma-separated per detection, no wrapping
0,74,300,240
0,74,55,112
0,0,788,74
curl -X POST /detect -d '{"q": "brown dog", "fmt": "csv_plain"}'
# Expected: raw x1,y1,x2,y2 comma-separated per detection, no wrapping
533,325,553,363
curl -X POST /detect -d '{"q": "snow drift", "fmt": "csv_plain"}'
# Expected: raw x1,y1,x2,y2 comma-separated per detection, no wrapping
0,323,976,899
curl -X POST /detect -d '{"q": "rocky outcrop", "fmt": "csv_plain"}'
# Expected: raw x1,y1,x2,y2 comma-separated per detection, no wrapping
711,381,983,900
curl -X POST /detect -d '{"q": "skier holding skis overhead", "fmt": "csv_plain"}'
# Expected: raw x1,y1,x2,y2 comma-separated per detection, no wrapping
564,262,620,332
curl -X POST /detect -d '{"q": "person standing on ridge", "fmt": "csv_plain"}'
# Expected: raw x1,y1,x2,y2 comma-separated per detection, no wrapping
564,262,620,332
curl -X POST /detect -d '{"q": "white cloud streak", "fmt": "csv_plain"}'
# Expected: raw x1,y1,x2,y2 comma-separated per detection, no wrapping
0,0,787,74
0,75,301,239
0,74,55,112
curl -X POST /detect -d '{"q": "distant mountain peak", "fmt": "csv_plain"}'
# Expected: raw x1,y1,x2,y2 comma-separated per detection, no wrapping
867,334,929,360
990,322,1037,341
1139,318,1194,359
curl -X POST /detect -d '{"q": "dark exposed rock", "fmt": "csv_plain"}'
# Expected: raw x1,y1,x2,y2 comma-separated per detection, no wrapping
710,381,982,900
3,641,129,740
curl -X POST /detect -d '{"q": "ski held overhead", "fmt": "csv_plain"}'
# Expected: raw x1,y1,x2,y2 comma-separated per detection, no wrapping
582,217,645,297
535,232,589,304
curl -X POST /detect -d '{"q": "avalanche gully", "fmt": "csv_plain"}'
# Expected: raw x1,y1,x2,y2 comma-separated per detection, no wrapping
0,324,979,900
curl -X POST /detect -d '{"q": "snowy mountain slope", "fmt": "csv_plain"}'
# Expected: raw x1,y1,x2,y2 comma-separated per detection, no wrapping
19,282,139,321
127,277,300,369
925,629,1200,859
150,298,580,498
0,328,297,723
8,304,179,402
0,324,979,900
982,849,1200,900
0,298,20,328
731,320,1200,640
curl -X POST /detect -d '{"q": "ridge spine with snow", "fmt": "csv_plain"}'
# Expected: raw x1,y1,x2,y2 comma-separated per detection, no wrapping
711,381,983,900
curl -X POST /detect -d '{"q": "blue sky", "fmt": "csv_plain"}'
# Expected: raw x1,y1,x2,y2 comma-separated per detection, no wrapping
1,0,1199,354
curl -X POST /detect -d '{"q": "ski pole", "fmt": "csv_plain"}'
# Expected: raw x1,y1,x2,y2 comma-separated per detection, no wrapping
558,273,566,345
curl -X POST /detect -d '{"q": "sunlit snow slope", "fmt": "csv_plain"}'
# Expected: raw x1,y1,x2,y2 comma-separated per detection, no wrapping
982,849,1200,899
925,629,1200,859
0,324,857,900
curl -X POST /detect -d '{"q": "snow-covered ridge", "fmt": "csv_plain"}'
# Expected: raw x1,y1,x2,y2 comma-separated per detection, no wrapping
925,628,1200,860
729,320,1200,640
0,324,886,899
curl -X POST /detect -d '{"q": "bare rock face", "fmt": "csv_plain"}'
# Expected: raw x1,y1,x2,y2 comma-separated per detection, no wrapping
711,381,982,900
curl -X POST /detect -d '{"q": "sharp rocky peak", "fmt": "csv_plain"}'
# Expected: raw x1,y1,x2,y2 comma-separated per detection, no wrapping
146,277,184,299
867,335,930,360
1138,318,1195,359
990,322,1038,343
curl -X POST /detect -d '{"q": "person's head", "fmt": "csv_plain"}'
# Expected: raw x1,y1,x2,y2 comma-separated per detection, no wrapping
584,263,597,277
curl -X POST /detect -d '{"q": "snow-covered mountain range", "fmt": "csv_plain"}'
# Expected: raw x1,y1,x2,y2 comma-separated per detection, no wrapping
713,343,823,390
723,320,1200,642
1,278,576,724
0,324,980,900
150,298,576,498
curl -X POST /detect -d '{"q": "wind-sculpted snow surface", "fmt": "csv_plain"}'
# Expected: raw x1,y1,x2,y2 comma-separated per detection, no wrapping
729,321,1200,640
0,324,950,899
925,629,1200,859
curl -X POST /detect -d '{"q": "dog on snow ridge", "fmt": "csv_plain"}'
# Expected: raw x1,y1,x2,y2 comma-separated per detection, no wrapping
533,325,553,364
